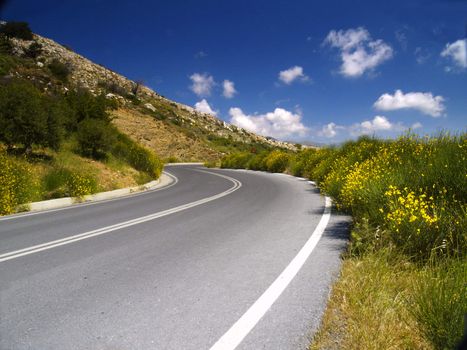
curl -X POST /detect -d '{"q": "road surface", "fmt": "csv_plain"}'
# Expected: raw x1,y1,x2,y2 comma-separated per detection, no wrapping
0,164,349,350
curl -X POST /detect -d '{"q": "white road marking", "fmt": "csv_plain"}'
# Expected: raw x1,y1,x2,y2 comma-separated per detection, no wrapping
0,171,179,222
0,171,241,263
210,196,332,350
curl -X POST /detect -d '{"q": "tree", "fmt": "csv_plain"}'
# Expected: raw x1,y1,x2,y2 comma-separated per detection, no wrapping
0,21,33,40
76,118,115,159
65,89,112,128
0,80,63,152
131,79,144,96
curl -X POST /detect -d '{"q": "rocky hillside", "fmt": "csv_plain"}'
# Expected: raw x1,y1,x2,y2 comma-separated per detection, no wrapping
8,32,298,161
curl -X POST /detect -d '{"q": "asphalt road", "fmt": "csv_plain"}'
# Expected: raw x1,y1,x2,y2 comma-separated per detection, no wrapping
0,164,349,350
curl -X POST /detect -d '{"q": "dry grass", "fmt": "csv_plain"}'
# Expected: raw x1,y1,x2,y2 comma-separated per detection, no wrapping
111,108,221,162
310,251,433,350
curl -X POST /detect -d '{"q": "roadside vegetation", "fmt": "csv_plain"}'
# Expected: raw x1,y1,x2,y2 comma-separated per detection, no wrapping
220,134,467,349
0,23,163,215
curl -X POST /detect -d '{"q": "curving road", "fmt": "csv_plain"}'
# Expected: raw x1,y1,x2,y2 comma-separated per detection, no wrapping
0,164,349,350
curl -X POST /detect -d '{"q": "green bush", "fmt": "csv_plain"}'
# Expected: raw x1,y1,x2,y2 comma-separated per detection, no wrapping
42,167,98,198
0,21,33,40
0,79,63,152
0,53,16,75
66,172,98,197
24,41,42,59
76,118,116,159
48,59,71,82
0,151,38,215
65,89,112,129
264,150,290,173
220,152,252,169
112,132,163,179
0,35,13,55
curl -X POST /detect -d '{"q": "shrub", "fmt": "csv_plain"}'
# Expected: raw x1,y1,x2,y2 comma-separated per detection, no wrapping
76,118,115,159
66,172,98,197
0,79,62,152
64,89,112,130
42,167,73,198
0,21,33,40
24,41,42,59
0,35,13,55
0,151,38,215
112,132,163,179
48,59,71,82
42,167,98,198
97,80,128,96
220,152,252,169
264,150,290,173
0,53,16,75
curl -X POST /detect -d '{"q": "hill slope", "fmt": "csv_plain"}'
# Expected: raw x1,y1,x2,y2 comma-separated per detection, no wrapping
9,31,298,161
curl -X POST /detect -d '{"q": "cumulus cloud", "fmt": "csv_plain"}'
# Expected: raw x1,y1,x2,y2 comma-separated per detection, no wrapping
318,122,345,138
374,89,445,117
359,115,393,132
324,27,393,77
222,80,237,98
441,39,467,70
350,116,422,136
189,73,215,97
229,107,308,139
278,66,310,84
194,99,217,116
319,116,422,139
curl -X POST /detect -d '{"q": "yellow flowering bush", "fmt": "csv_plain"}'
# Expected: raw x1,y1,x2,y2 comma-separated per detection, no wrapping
0,151,38,215
66,173,97,197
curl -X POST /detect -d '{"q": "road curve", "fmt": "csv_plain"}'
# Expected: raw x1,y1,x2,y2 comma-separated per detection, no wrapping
0,164,349,350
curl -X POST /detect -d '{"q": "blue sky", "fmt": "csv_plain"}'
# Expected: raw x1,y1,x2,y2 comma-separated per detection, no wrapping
2,0,466,143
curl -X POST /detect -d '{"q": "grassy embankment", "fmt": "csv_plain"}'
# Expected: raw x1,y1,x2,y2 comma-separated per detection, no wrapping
0,51,163,215
220,134,467,349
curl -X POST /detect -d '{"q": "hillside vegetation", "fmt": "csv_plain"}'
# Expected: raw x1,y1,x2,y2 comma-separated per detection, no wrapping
221,134,467,349
0,21,293,215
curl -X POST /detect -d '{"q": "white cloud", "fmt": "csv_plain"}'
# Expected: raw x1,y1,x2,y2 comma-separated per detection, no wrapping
318,117,422,139
350,116,421,136
324,27,393,77
278,66,310,84
319,122,344,138
194,99,217,116
441,39,467,70
359,115,393,132
374,89,445,117
189,73,215,97
229,107,308,139
222,80,237,98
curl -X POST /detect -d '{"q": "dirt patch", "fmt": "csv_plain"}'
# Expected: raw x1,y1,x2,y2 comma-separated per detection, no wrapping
111,108,221,162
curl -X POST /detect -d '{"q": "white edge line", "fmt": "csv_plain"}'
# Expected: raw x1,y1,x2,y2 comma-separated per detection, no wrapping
209,196,332,350
0,170,241,263
0,171,178,222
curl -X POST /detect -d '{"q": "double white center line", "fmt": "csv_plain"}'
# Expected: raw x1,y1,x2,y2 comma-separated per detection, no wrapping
0,170,241,263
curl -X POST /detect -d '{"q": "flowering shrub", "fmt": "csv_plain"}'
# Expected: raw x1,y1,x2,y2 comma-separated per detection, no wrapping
221,133,467,260
0,151,38,215
66,173,97,197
